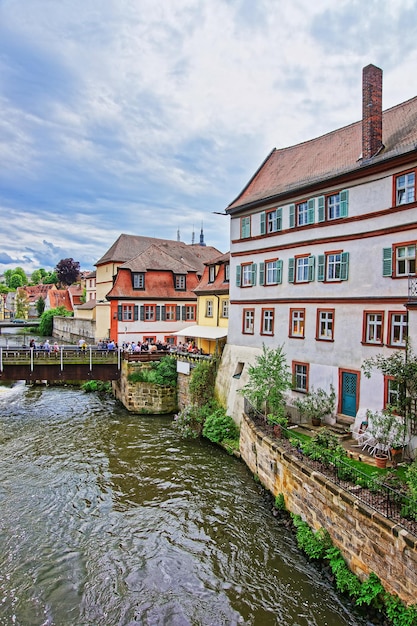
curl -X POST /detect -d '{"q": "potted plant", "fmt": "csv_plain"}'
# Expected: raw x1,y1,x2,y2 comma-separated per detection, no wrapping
293,385,336,427
365,409,407,468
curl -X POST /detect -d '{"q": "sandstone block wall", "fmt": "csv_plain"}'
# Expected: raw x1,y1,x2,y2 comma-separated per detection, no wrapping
240,412,417,606
113,360,177,414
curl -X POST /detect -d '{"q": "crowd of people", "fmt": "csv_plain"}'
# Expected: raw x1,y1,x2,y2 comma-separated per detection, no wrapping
24,337,205,356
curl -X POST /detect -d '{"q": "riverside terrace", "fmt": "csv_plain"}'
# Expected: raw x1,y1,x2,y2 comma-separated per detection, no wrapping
0,346,210,382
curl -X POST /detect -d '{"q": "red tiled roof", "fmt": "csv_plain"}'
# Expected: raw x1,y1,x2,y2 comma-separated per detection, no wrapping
48,290,72,311
227,96,417,211
107,267,200,300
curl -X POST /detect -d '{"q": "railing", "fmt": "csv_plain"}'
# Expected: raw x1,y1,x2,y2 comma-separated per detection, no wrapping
0,346,121,373
408,275,417,301
244,398,417,537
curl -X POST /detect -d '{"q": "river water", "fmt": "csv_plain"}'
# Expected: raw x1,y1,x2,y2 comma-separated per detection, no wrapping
0,333,369,626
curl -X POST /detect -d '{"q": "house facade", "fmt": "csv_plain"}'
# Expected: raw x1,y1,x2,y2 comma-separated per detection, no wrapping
175,252,230,355
102,234,221,346
216,65,417,448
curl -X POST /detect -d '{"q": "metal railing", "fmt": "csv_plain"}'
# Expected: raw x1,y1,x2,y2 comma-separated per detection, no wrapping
0,346,121,373
244,398,417,537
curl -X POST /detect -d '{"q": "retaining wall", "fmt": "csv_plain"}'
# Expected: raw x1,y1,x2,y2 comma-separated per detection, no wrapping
240,412,417,606
113,359,177,414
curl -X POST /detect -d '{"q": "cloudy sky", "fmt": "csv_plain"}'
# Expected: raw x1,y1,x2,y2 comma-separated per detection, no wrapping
1,0,417,275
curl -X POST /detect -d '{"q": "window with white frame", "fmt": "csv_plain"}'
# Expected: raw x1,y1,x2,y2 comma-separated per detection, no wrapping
317,252,349,282
133,273,145,289
396,171,415,205
317,309,334,340
384,376,400,410
364,312,383,344
317,190,349,222
205,300,213,317
221,299,229,318
209,266,215,283
296,257,310,282
288,256,314,283
122,305,134,321
297,201,309,226
165,305,176,321
144,305,155,321
328,193,341,220
293,362,308,392
389,312,408,346
267,208,282,233
266,260,278,284
290,309,305,338
175,275,186,290
185,305,196,321
239,263,256,287
261,308,274,335
396,245,416,276
224,264,230,282
243,309,254,334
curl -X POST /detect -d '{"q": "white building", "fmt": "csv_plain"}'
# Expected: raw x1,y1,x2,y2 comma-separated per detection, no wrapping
217,65,417,448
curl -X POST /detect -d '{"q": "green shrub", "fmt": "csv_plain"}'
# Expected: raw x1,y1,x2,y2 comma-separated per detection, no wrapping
291,514,331,560
81,380,112,393
189,359,217,406
202,405,239,444
274,493,286,511
128,356,177,387
173,404,204,438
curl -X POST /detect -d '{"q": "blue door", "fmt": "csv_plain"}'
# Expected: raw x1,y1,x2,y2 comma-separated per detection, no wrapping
341,372,358,417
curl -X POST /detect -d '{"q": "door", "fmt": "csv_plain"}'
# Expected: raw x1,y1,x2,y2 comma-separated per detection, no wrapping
341,371,358,417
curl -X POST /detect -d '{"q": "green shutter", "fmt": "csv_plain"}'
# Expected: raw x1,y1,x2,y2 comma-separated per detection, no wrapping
317,255,325,281
236,265,241,286
134,305,139,321
156,306,161,321
140,305,144,321
277,260,283,284
340,252,349,280
277,207,283,231
241,216,250,238
251,263,257,286
260,212,266,235
289,204,295,228
182,306,186,320
308,198,315,224
288,258,295,283
259,262,265,285
161,305,166,320
318,196,325,222
382,248,393,277
176,305,181,320
308,256,315,282
340,190,349,217
117,305,122,321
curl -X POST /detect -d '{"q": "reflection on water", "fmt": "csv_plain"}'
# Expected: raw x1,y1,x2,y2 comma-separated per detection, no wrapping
0,384,368,626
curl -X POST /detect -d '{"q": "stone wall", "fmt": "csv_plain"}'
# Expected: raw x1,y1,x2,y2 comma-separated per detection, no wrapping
53,316,96,344
113,360,177,414
240,412,417,606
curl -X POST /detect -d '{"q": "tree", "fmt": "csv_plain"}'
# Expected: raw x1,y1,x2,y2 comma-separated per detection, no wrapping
15,289,29,319
31,269,42,284
55,258,80,286
239,344,291,419
43,270,57,285
9,273,23,289
36,296,46,316
38,306,72,336
12,267,27,285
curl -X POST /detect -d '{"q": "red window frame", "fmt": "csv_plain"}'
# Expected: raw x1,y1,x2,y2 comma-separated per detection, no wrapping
289,308,305,338
362,310,384,345
260,308,275,336
316,308,335,341
242,308,255,335
292,361,309,393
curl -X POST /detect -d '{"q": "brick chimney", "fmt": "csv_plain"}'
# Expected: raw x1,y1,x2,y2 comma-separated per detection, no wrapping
362,64,383,160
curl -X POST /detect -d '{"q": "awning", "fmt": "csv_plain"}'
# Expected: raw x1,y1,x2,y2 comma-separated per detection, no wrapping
173,325,227,340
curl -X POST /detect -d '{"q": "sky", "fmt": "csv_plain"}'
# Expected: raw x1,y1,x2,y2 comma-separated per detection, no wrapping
1,0,417,276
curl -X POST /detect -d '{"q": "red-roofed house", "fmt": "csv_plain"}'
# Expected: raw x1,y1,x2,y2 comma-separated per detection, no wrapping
219,65,417,445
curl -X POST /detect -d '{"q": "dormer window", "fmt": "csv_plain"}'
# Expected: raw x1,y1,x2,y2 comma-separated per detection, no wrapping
224,263,229,282
175,275,186,290
209,266,215,283
133,273,145,289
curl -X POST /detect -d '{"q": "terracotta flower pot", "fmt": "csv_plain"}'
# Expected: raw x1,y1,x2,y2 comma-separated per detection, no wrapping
375,453,388,469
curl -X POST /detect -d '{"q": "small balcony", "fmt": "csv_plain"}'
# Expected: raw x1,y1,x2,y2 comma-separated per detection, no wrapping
408,276,417,302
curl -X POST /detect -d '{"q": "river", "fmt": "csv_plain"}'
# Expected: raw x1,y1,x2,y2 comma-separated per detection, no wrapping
0,378,374,626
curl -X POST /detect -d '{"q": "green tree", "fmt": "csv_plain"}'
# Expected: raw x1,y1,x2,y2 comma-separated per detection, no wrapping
55,258,80,286
240,344,291,418
43,270,57,285
31,269,42,284
3,269,13,287
36,296,46,316
38,306,72,336
10,273,23,289
15,289,29,319
13,267,27,285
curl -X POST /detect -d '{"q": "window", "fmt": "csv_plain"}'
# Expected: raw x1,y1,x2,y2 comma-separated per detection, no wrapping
260,259,283,286
236,263,257,287
289,200,315,228
293,362,309,392
289,308,305,338
317,252,349,282
261,308,274,335
164,305,177,321
363,311,384,344
288,256,314,283
383,244,417,277
384,376,400,411
395,244,416,276
297,201,309,226
224,264,230,282
175,275,186,290
240,216,251,239
206,300,213,317
144,305,156,321
395,171,415,205
317,309,334,341
318,190,349,222
209,266,215,283
221,299,229,318
243,308,255,334
388,312,408,347
133,273,145,289
185,305,196,321
122,305,134,321
267,208,282,233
